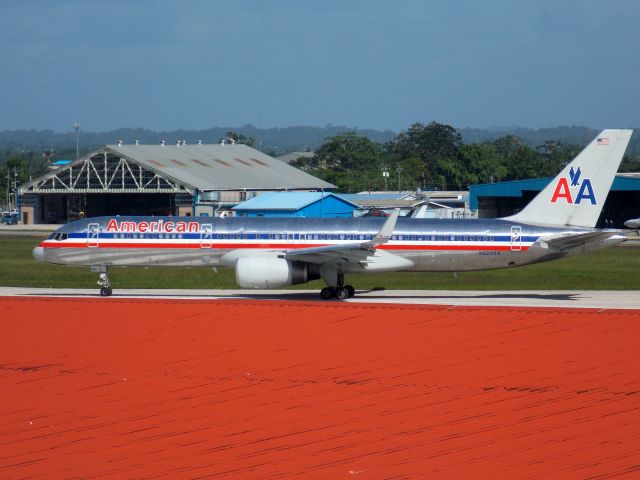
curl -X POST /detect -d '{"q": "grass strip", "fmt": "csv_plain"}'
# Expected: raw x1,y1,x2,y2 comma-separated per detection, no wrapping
2,236,639,290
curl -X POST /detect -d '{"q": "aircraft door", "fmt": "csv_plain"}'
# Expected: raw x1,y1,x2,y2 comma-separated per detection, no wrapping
88,223,100,248
200,224,213,249
510,226,522,251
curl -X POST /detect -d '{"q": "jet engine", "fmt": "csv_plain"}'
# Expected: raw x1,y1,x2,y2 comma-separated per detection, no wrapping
235,255,316,288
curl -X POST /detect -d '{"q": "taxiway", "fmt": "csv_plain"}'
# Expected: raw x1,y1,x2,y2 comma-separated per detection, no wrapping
1,286,639,309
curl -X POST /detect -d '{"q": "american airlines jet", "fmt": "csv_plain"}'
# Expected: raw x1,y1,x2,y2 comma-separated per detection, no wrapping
33,129,633,299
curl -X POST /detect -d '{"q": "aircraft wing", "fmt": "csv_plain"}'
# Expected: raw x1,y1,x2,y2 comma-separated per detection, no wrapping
284,210,400,265
284,242,373,264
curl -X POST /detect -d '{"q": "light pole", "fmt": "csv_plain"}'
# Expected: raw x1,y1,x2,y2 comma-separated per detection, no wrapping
381,163,389,191
14,168,18,211
5,170,9,211
73,123,80,161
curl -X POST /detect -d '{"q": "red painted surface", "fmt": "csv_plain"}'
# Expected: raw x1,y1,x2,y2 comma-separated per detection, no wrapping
0,297,639,479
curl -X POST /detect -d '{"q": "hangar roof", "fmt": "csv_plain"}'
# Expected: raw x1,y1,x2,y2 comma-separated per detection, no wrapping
105,143,334,191
20,143,334,195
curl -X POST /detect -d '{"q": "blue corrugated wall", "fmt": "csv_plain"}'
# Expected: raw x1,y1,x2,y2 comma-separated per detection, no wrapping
469,176,640,210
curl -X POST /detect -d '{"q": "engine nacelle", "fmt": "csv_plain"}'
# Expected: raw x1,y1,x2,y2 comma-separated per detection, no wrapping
235,255,311,289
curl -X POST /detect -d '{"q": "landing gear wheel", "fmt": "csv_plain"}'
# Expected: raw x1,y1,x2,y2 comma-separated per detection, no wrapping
97,271,112,297
320,287,335,300
335,287,349,300
344,285,355,298
100,287,112,297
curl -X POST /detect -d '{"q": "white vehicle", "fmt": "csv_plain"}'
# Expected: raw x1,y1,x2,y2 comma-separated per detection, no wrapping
624,218,640,233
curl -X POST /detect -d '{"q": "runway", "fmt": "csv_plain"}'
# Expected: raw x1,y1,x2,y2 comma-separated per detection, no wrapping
1,286,640,309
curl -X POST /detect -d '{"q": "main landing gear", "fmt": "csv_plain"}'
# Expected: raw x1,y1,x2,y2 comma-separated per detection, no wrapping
97,272,113,297
320,285,355,300
319,271,355,300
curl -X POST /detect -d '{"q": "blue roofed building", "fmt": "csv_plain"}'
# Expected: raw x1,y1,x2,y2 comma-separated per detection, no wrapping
48,159,73,170
232,191,359,218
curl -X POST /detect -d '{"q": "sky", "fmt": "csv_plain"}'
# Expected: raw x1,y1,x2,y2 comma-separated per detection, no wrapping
1,0,639,132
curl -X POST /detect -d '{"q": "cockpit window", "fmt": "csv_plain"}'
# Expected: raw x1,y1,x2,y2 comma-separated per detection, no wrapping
47,232,68,241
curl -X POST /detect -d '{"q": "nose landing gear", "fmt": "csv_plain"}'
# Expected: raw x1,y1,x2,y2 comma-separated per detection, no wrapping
97,273,112,297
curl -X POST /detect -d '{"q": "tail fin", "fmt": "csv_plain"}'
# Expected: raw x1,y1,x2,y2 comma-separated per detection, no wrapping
503,129,633,227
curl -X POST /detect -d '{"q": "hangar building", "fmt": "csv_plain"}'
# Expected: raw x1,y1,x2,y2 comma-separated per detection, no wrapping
469,173,640,227
19,143,335,224
233,191,358,218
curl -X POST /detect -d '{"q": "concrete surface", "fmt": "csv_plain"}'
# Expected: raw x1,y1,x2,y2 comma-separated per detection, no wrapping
1,286,639,309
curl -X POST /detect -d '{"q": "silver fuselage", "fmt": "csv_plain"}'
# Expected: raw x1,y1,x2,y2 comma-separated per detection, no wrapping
35,215,623,273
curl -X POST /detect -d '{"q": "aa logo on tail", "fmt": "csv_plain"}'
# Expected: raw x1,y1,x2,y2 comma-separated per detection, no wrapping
550,166,597,205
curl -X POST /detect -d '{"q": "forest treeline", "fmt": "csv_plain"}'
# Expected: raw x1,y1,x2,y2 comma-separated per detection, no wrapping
1,122,639,196
291,123,640,192
1,124,639,156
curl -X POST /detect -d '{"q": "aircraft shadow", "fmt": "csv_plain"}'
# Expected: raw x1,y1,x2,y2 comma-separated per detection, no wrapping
233,291,581,302
20,290,580,303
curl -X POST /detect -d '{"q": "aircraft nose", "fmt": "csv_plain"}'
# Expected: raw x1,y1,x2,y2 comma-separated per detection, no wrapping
32,246,44,263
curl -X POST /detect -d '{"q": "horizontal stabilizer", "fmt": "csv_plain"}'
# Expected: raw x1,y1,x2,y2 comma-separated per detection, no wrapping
539,231,627,250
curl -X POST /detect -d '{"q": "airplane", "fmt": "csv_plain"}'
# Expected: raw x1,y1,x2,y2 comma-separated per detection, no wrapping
33,129,633,299
624,217,640,233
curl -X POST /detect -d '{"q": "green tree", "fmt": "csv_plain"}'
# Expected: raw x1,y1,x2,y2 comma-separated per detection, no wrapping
391,122,463,161
491,135,550,180
461,143,507,185
225,131,256,147
386,122,467,190
292,133,383,192
536,140,582,175
1,155,28,208
491,135,524,159
620,154,640,172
